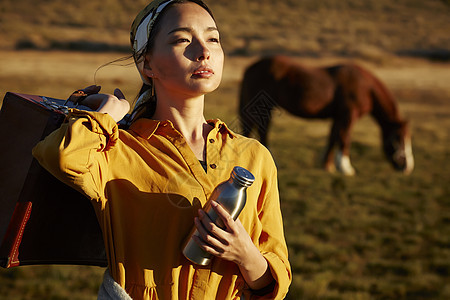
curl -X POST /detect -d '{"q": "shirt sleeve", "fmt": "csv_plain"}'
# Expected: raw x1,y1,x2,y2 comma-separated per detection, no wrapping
256,149,292,299
32,109,119,202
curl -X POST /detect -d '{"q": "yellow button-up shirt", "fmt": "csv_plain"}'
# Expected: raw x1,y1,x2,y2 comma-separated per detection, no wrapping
32,109,291,299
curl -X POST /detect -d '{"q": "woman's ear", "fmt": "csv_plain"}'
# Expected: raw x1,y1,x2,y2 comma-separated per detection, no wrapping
143,55,155,78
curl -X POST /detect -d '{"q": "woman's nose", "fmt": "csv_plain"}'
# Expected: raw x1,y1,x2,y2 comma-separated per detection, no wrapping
195,42,210,61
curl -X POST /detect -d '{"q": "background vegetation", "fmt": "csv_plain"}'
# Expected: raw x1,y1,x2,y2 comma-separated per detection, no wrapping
1,0,449,59
0,0,449,299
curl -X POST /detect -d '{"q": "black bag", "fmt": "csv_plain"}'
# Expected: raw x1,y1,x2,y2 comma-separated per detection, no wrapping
0,92,107,268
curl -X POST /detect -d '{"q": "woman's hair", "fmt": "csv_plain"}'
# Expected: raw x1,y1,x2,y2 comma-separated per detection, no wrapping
129,0,216,124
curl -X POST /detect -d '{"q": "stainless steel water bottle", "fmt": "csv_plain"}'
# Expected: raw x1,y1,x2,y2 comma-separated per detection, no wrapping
182,166,255,265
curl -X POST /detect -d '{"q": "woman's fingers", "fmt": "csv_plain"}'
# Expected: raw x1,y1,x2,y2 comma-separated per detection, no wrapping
113,88,131,113
82,85,102,95
114,88,131,119
210,201,237,232
79,93,108,110
66,86,129,122
194,213,226,255
193,202,257,265
96,91,130,122
114,88,125,100
67,85,101,105
196,211,221,240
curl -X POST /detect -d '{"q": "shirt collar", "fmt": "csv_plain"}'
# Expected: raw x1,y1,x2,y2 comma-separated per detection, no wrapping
207,119,237,139
129,118,237,140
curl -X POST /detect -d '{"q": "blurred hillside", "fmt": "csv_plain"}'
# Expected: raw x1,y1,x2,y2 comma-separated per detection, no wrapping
0,0,449,60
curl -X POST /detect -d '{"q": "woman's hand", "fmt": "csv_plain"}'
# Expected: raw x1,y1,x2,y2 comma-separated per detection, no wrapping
193,201,275,291
68,85,130,123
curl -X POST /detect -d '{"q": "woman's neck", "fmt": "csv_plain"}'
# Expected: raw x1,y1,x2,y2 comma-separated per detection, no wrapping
153,93,212,161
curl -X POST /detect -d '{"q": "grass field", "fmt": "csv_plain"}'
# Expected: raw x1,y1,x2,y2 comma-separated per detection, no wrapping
1,0,450,299
0,50,449,300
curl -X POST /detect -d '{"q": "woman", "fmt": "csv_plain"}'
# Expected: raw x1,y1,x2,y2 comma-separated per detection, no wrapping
32,0,291,299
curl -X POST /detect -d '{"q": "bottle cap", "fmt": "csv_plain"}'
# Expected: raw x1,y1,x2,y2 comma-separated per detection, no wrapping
231,166,255,187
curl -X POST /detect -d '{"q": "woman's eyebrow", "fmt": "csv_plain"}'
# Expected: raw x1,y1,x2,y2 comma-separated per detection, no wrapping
167,26,219,35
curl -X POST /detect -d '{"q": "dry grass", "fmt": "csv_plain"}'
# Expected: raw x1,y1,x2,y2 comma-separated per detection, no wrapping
0,51,142,104
1,49,449,300
1,0,449,60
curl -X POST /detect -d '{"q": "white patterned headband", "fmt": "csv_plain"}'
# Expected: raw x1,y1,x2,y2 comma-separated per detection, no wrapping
130,0,175,85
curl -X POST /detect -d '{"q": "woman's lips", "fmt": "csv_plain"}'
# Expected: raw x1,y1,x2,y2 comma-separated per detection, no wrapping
192,67,214,78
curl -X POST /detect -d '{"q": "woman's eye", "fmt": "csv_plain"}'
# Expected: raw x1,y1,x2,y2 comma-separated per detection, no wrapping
174,38,190,44
209,38,220,43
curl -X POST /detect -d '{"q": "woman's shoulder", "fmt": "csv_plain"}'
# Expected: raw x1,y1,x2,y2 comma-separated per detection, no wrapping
223,125,276,167
222,124,269,152
233,132,270,154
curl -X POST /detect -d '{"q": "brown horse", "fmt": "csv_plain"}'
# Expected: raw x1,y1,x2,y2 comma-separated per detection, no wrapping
239,56,414,175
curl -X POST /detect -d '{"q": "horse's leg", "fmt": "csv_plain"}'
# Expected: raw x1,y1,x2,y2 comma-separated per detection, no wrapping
241,115,253,138
257,108,272,146
335,150,355,176
322,120,339,172
239,95,254,138
334,116,356,176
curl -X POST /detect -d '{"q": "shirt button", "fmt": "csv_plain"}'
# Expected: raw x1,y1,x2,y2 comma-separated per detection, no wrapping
210,164,217,169
209,138,215,143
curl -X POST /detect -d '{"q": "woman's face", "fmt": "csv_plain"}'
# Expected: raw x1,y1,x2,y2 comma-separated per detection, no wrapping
144,2,224,99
